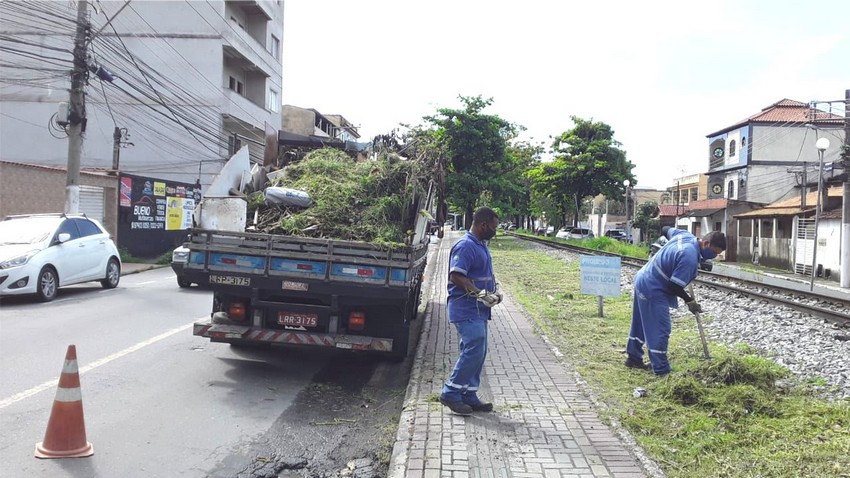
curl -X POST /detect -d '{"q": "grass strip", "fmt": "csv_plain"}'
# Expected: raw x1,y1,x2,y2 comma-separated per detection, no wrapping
489,234,850,478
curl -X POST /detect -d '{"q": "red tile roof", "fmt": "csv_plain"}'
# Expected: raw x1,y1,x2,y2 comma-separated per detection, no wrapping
658,205,688,217
708,99,844,137
734,186,843,218
687,198,727,210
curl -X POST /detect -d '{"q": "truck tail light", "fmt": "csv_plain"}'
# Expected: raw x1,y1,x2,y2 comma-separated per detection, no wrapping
228,302,247,321
348,311,365,332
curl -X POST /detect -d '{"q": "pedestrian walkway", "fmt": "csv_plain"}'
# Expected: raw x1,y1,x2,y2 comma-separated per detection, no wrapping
715,262,850,301
389,234,649,478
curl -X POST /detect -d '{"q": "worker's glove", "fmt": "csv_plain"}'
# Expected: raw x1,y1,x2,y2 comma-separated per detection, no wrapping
494,283,504,305
686,300,703,315
476,289,500,308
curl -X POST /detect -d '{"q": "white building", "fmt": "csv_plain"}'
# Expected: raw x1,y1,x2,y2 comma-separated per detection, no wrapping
0,0,284,187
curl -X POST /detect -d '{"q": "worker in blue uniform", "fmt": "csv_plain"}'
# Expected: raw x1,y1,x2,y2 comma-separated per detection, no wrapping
625,227,726,375
439,207,502,416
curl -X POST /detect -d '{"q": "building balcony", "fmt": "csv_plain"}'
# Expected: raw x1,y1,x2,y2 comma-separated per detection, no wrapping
222,1,280,78
222,87,274,130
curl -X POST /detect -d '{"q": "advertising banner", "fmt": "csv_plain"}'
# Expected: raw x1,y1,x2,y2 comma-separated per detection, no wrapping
118,174,200,258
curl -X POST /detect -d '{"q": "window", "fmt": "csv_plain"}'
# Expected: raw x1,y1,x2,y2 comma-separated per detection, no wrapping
266,89,279,112
714,222,721,231
54,220,80,242
691,188,698,201
742,137,746,148
228,77,244,95
729,140,736,157
673,190,680,204
73,218,101,237
727,180,735,198
269,34,280,59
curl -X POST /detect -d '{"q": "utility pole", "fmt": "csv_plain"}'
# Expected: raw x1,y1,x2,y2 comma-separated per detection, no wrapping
674,180,681,226
111,127,132,171
65,0,89,214
841,88,850,288
112,126,121,170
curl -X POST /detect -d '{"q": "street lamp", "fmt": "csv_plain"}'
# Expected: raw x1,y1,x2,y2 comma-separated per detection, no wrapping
810,137,830,291
623,179,631,242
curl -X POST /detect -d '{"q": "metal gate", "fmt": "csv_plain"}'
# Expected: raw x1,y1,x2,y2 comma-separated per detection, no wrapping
794,218,815,275
79,185,104,224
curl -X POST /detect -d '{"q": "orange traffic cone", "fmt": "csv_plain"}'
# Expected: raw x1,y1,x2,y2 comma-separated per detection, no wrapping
35,345,94,459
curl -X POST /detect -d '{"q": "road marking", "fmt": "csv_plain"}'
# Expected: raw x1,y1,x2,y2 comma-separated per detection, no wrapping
0,321,196,410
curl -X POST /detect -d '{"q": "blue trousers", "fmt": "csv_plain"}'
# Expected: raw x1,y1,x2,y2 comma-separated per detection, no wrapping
626,274,672,375
441,319,488,401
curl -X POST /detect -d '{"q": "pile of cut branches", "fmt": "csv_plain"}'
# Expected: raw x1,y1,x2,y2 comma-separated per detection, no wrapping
247,148,429,245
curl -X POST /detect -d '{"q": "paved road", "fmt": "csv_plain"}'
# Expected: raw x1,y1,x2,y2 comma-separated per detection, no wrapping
0,268,331,477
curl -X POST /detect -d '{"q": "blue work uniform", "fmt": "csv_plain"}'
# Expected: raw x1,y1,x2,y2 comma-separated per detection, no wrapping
441,232,496,403
626,229,705,375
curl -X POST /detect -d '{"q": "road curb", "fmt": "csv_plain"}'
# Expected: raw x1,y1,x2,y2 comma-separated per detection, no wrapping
120,264,167,276
387,238,443,478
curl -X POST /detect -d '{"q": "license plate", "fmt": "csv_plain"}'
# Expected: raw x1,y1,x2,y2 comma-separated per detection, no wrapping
209,275,251,286
281,280,308,291
278,312,318,327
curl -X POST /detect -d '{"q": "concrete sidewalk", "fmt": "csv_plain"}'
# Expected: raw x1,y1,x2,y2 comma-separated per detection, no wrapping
389,234,649,478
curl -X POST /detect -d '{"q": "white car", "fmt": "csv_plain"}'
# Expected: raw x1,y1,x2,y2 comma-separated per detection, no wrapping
171,245,192,288
0,214,121,302
555,228,570,239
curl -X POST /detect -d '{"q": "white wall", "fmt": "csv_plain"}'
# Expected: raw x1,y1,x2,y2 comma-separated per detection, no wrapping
816,219,842,278
0,0,283,187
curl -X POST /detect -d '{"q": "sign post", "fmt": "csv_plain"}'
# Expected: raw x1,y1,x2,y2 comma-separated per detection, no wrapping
580,255,622,317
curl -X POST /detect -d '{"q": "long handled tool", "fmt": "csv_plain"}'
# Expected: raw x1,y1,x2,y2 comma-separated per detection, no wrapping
687,284,711,360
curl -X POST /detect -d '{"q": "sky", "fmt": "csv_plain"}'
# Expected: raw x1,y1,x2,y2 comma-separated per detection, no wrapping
281,0,849,190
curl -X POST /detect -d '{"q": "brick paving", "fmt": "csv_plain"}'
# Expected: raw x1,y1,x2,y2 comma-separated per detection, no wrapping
389,234,648,478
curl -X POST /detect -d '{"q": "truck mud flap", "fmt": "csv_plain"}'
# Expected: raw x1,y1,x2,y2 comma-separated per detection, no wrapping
193,321,393,352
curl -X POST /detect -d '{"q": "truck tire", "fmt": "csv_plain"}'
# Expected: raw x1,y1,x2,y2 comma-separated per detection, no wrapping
389,323,411,361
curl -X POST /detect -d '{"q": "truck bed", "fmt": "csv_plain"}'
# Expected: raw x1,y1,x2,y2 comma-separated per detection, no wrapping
183,228,428,290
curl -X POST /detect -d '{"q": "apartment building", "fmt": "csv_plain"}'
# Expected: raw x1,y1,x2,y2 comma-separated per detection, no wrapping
0,0,284,187
704,99,844,205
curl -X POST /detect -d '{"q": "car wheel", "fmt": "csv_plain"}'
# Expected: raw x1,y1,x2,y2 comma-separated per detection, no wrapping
177,277,192,288
101,258,121,289
36,267,58,302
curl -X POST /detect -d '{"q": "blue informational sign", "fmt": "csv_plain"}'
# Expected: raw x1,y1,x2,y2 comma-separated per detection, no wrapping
580,255,621,297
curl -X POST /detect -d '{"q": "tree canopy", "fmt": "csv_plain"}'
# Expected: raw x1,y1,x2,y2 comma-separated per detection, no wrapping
424,95,517,228
527,117,636,227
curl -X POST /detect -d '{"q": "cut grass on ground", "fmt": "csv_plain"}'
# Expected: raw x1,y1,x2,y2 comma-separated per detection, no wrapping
488,235,850,478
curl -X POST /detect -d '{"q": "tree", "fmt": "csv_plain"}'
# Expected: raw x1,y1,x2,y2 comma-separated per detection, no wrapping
425,96,516,229
488,139,543,225
527,117,636,227
632,201,660,244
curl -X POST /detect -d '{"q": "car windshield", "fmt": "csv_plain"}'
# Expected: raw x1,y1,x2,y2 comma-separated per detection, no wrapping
0,218,57,245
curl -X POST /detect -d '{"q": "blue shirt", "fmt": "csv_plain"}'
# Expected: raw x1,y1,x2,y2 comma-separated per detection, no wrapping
641,228,705,307
447,232,495,322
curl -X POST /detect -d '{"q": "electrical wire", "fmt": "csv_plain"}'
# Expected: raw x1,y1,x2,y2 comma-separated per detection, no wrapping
101,21,220,155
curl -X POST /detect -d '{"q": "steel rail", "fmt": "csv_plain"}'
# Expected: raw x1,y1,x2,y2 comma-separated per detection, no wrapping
503,232,850,328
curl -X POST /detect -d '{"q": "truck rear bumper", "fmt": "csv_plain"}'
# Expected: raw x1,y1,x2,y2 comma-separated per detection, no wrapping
193,320,393,352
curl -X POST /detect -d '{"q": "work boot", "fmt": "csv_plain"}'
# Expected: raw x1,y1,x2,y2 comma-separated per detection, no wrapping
462,394,494,412
624,357,650,370
439,396,473,416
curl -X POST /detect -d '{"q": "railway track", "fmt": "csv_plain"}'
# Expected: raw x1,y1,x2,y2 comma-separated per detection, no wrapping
504,232,850,328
